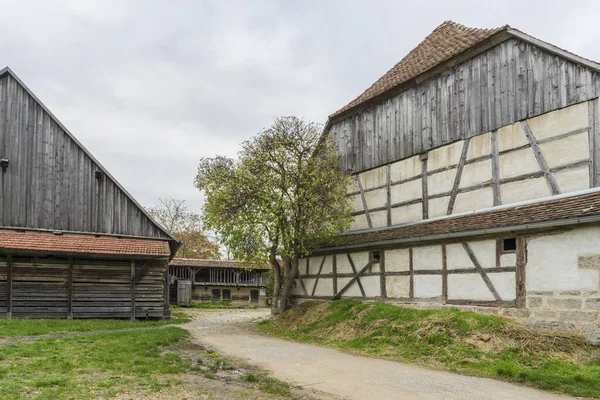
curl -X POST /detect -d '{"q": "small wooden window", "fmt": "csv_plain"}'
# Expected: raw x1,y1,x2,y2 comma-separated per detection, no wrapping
503,238,516,252
370,251,381,263
250,290,259,303
211,289,221,302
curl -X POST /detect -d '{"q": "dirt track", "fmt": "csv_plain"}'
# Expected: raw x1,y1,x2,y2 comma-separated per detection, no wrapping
184,308,576,400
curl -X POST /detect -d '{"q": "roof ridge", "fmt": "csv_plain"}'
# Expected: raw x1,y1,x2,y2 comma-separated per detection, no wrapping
329,21,509,119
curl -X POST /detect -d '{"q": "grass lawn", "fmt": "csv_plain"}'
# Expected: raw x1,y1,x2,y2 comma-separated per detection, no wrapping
0,327,191,399
0,310,191,337
258,299,600,399
189,301,235,309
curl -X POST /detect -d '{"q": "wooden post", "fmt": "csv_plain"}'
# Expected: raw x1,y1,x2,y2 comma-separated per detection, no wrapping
491,129,501,205
332,254,338,296
386,165,392,226
67,258,73,319
421,157,428,219
6,254,12,318
130,260,136,320
516,236,527,308
164,265,169,319
409,248,414,298
379,251,387,299
588,98,599,188
442,245,448,301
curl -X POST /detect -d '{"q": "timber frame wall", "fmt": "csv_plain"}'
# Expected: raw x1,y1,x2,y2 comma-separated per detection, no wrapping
292,233,525,307
329,38,600,175
0,254,169,319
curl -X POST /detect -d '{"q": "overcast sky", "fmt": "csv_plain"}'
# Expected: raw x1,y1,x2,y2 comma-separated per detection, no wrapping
1,0,599,212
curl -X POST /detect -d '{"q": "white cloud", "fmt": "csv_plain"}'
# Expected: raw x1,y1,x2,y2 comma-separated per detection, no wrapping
0,0,598,213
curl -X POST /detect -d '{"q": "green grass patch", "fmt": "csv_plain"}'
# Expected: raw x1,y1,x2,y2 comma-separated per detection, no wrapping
190,301,235,309
0,310,191,337
241,373,291,396
0,327,190,399
258,300,600,398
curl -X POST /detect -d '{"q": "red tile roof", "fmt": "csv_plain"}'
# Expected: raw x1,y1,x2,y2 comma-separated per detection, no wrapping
0,230,171,257
170,258,270,270
323,190,600,250
331,21,508,118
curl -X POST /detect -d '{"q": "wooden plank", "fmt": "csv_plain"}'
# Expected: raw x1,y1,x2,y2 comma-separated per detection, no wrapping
130,260,135,320
462,243,501,301
67,258,73,319
491,129,501,205
7,254,11,317
516,236,527,308
446,138,470,214
521,120,560,195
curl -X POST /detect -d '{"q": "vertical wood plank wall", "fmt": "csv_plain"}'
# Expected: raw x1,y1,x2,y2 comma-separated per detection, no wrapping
330,39,600,174
0,73,169,239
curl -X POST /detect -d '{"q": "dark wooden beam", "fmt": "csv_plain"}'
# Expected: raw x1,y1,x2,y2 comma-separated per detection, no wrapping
357,177,373,228
421,158,428,219
346,254,366,298
6,254,12,318
130,260,136,320
491,129,501,206
447,138,471,214
515,236,527,308
67,258,73,319
442,245,448,301
462,242,501,301
332,254,337,296
386,165,392,226
133,260,150,283
409,248,414,298
311,256,327,297
521,121,560,195
333,258,375,300
379,251,387,299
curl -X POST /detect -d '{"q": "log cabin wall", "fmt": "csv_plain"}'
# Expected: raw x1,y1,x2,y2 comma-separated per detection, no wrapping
0,71,171,239
0,255,168,319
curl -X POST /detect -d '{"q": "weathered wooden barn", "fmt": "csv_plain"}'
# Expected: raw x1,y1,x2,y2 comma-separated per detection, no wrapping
293,22,600,341
169,259,269,307
0,67,180,319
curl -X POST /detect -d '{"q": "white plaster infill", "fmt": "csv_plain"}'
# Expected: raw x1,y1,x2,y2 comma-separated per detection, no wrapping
313,187,600,253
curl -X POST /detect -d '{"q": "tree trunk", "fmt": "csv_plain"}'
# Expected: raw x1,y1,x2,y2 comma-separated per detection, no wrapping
271,256,298,317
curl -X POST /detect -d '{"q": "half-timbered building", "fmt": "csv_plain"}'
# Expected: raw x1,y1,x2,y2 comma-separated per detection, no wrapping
0,67,179,319
293,22,600,341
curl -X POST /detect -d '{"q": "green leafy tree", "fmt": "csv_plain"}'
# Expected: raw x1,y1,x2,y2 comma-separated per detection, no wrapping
195,116,351,315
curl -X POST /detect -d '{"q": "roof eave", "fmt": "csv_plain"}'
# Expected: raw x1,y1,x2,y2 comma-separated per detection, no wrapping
325,28,600,130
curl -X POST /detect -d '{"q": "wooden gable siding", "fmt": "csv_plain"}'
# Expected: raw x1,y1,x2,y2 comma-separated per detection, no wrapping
0,73,170,239
331,39,600,174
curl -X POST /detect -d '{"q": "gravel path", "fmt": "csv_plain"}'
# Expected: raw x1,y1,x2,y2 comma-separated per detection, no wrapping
184,309,576,400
